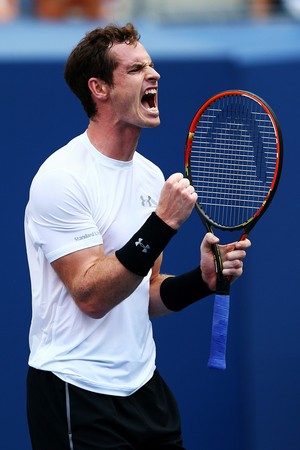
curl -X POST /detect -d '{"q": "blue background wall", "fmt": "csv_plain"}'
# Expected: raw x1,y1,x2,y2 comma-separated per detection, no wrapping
1,19,300,450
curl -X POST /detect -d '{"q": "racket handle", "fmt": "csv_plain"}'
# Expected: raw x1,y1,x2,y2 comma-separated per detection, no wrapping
207,294,230,370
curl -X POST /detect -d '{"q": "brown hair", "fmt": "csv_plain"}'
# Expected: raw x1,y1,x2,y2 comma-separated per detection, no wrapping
64,23,140,118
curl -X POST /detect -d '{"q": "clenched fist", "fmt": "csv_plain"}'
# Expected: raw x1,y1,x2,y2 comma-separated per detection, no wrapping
155,173,197,230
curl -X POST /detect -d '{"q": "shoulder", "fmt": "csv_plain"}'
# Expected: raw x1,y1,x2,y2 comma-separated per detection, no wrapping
134,151,165,181
36,133,90,175
31,133,95,190
28,133,96,215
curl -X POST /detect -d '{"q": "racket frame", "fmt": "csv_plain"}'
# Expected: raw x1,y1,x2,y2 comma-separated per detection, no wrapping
184,89,283,369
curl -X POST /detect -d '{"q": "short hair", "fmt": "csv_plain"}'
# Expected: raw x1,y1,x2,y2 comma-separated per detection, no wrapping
64,23,140,118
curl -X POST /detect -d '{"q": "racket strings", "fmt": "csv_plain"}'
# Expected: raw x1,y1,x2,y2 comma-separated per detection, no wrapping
190,95,278,228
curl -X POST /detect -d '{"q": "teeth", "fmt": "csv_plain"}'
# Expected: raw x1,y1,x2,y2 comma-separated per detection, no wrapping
145,89,157,95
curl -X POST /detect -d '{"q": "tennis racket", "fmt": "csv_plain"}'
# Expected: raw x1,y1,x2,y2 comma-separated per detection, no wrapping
184,90,283,370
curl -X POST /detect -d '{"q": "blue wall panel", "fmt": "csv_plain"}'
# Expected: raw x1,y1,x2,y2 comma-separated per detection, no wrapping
1,26,299,450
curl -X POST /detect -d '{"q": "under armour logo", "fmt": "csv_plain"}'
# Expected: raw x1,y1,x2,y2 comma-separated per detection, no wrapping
135,238,150,253
140,195,153,207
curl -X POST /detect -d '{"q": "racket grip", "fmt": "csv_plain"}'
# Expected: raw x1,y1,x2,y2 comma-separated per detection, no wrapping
207,294,230,370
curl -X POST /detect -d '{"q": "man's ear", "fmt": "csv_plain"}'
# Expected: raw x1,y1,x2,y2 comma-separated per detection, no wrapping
88,78,109,99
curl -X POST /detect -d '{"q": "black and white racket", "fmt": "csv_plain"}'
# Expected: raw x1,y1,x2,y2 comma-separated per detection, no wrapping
184,90,283,370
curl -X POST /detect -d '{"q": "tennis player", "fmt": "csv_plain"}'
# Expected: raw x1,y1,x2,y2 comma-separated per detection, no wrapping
25,23,251,449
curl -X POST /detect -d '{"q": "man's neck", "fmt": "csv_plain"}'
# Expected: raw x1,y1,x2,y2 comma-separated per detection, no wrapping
87,119,141,161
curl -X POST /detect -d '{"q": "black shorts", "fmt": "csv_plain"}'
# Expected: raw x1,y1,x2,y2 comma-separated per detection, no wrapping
27,367,185,450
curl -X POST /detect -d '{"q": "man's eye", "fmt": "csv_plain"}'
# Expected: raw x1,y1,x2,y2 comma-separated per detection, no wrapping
129,66,141,73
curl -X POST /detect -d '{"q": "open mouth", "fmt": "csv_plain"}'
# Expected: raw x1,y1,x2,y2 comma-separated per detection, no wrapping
141,88,157,111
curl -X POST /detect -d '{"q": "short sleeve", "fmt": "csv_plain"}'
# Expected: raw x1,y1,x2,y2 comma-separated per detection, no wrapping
26,168,103,263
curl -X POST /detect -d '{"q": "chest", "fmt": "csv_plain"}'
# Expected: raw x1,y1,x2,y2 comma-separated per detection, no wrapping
89,163,162,254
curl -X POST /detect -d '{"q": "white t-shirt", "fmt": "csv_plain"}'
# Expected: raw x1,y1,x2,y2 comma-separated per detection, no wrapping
25,131,165,396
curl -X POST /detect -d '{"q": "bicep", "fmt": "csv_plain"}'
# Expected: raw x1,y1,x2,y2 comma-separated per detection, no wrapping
51,244,105,297
51,245,142,319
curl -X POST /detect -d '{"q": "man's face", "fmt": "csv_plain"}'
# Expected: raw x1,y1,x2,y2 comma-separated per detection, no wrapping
108,42,161,129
